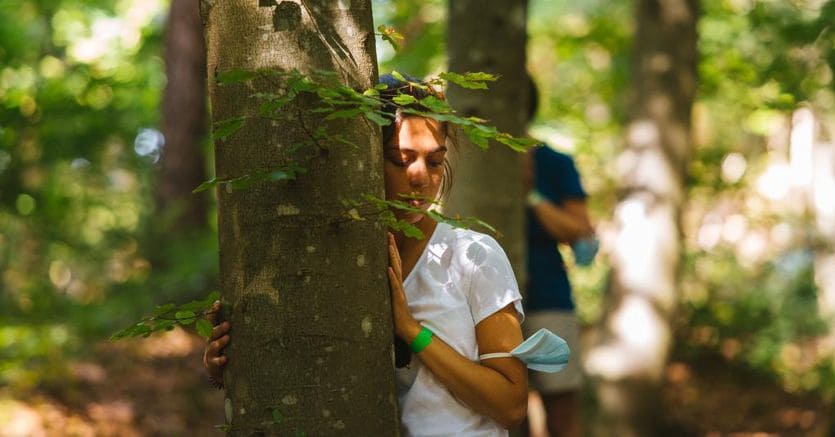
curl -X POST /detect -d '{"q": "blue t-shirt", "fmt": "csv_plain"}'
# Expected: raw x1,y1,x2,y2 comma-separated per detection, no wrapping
526,145,587,312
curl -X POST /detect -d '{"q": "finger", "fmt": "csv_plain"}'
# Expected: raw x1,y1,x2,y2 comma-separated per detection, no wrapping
387,266,397,287
387,240,399,275
388,238,403,279
210,321,230,341
207,301,220,326
210,356,227,368
209,335,230,353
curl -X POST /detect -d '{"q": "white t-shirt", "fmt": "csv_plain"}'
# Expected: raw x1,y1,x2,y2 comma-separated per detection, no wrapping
396,222,524,437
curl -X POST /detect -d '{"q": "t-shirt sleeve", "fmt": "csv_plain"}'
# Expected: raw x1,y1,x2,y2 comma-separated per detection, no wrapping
536,148,587,202
465,235,525,325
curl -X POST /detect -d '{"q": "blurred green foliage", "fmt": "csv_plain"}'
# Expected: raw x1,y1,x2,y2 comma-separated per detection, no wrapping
2,0,835,407
0,0,217,391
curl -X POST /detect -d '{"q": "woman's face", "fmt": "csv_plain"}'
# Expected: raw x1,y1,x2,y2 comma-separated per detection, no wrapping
384,117,447,224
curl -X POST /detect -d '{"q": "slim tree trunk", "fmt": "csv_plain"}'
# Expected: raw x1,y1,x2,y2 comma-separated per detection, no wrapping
792,108,835,358
202,1,398,434
584,0,698,435
157,0,209,230
445,0,529,283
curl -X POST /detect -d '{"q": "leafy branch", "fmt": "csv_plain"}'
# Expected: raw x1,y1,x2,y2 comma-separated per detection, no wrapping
341,194,499,240
207,68,536,161
110,291,220,340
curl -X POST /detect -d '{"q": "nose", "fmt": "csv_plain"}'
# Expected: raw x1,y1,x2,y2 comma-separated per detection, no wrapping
407,159,430,189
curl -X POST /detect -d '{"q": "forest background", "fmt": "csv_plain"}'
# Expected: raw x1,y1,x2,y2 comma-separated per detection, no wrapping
1,0,835,435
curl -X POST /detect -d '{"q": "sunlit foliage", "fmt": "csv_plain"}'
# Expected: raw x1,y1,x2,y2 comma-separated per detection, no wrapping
0,0,218,390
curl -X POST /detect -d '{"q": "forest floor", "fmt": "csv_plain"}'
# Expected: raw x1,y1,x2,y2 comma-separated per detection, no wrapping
0,328,832,436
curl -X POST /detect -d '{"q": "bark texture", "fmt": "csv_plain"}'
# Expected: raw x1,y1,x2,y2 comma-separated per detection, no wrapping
584,0,699,435
445,0,529,284
203,1,398,434
157,0,209,230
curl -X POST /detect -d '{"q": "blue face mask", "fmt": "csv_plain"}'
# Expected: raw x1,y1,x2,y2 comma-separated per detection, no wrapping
572,236,599,267
479,328,570,373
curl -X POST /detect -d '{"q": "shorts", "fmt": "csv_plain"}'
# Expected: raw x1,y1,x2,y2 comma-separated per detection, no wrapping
523,310,583,394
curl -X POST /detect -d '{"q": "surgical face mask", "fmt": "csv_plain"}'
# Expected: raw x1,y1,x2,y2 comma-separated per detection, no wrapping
572,236,599,267
479,328,570,373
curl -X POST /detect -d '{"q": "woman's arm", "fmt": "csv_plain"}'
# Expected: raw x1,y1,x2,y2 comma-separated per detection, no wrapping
388,234,528,429
399,305,528,429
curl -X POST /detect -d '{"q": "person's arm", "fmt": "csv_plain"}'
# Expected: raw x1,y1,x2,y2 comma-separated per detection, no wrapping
387,234,528,429
526,149,593,244
529,196,593,245
406,305,528,428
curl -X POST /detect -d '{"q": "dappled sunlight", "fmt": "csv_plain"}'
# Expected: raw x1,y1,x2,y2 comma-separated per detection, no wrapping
138,327,197,358
790,108,815,189
721,152,747,184
755,160,792,201
585,295,671,380
611,198,678,308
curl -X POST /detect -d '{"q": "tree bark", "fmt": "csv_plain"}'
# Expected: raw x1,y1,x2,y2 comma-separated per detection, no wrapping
584,0,698,435
445,0,529,284
157,0,209,230
202,1,398,434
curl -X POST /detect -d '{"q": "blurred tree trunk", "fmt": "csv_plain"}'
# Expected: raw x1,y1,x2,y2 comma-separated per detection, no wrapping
157,0,209,230
585,0,699,435
794,109,835,357
203,1,398,434
445,0,529,283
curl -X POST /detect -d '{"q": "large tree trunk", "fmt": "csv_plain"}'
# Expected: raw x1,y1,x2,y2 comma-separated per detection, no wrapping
584,0,698,435
202,1,398,434
445,0,529,283
157,0,209,230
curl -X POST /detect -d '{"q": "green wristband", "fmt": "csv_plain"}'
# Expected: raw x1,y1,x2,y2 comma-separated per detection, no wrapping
410,326,433,354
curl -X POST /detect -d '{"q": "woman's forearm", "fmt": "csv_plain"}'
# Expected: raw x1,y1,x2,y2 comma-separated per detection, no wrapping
410,331,527,428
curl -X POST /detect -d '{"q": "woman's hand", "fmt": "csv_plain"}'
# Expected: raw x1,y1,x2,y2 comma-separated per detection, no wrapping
387,233,421,343
202,300,230,387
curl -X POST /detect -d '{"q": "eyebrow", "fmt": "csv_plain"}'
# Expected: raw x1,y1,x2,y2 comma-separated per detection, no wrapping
384,145,448,154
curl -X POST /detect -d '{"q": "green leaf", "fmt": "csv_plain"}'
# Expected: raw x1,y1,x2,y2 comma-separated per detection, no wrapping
213,117,246,142
257,94,295,116
462,125,490,149
271,408,284,424
288,75,317,93
324,108,363,120
193,177,218,193
440,71,499,89
391,71,406,82
346,208,364,221
175,310,197,324
418,96,453,113
392,94,418,105
495,134,539,152
196,319,213,338
217,68,258,85
377,24,404,50
151,303,176,317
362,110,391,126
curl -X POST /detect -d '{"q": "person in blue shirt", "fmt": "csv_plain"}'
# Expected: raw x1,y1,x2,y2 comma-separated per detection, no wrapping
523,75,595,437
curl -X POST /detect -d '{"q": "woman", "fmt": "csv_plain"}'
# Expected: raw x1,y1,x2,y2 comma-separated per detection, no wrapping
204,74,528,435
